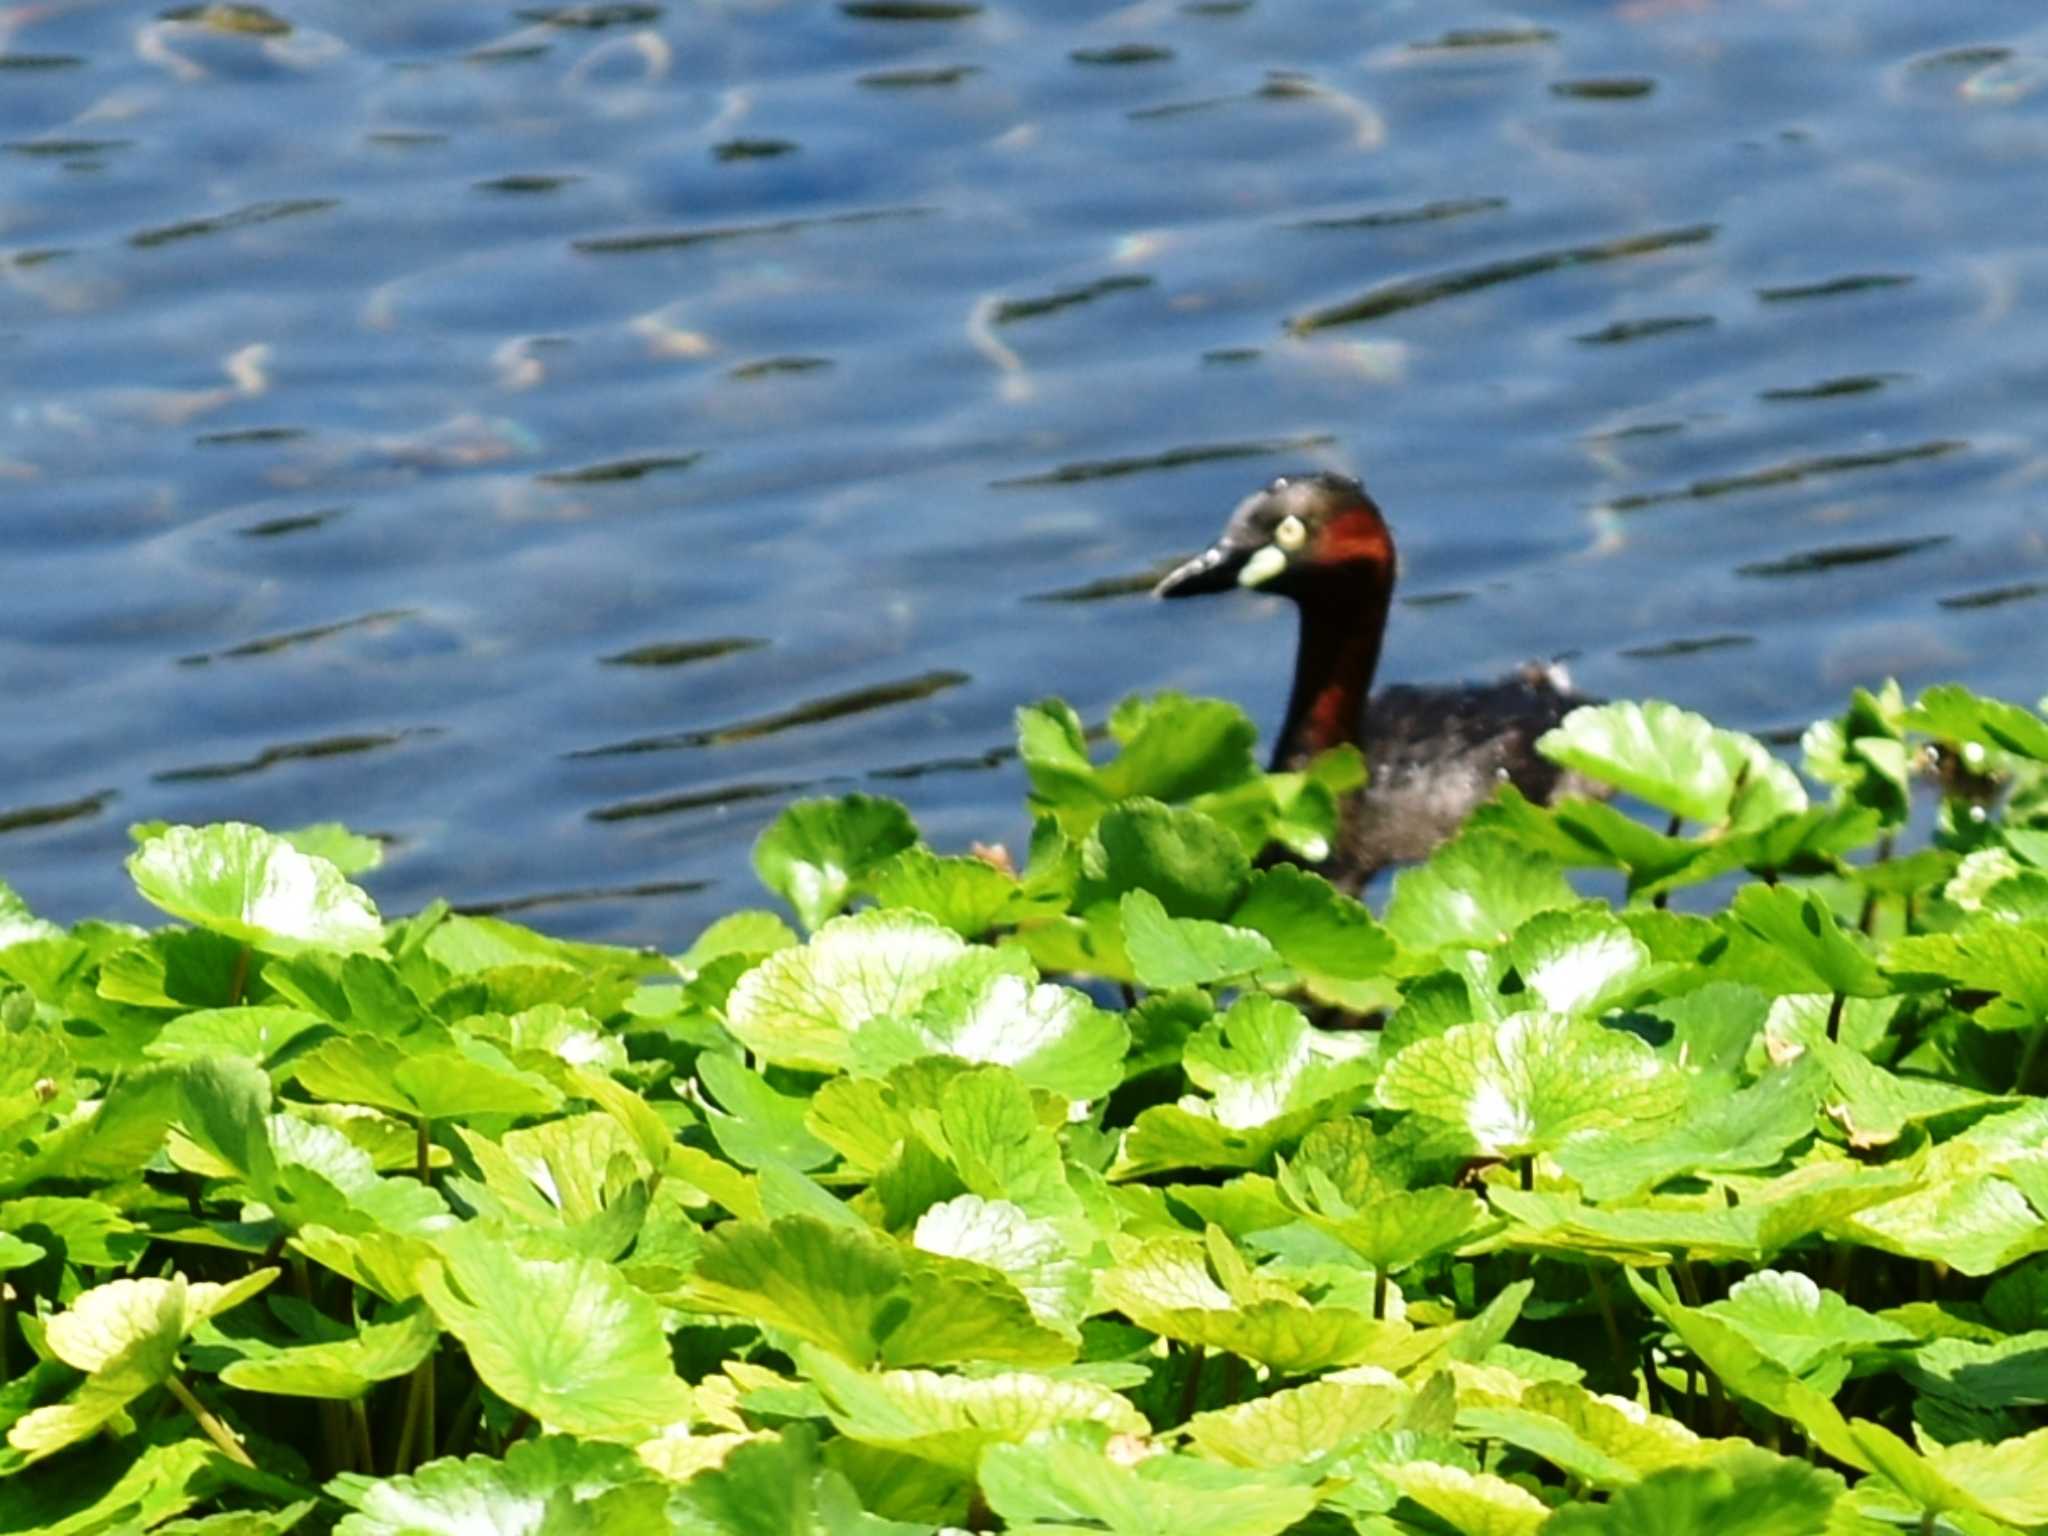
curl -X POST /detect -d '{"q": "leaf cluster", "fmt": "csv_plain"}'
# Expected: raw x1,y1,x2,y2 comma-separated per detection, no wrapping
2,685,2048,1534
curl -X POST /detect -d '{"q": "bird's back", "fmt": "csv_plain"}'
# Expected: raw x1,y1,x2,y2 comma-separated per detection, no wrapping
1323,662,1604,887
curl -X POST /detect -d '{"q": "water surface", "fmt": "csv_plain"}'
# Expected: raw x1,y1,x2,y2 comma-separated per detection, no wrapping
4,0,2046,940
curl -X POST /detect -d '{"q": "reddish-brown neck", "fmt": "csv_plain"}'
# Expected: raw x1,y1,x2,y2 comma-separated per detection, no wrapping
1273,576,1392,769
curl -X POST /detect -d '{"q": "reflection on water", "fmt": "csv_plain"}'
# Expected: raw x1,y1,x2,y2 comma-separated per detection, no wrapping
4,0,2048,940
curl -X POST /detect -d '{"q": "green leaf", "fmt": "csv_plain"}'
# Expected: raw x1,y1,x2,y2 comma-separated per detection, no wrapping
1182,1377,1407,1466
1085,801,1249,920
723,910,1021,1072
1699,1270,1911,1386
1376,1013,1685,1160
1229,865,1399,1000
1623,1268,1865,1470
1847,1420,2048,1528
329,1436,663,1536
0,1438,225,1536
1120,890,1281,991
669,1424,930,1536
752,794,920,930
0,1063,185,1195
292,1034,562,1121
419,1225,693,1436
127,822,384,956
1384,831,1578,953
1553,1061,1822,1200
1843,1173,2048,1276
698,1054,837,1172
1101,693,1263,803
1537,700,1772,824
144,1006,324,1067
1292,1185,1492,1276
1906,683,2048,764
8,1269,275,1458
1886,918,2048,1031
1018,700,1113,833
801,1348,1144,1472
0,879,62,949
218,1299,437,1399
679,910,798,973
912,1196,1089,1334
1905,1330,2048,1411
1093,1237,1401,1372
1380,1460,1549,1536
684,1215,1074,1368
1505,906,1656,1016
852,971,1129,1103
1727,886,1886,998
1802,681,1911,823
1183,994,1377,1131
866,847,1025,938
277,822,384,876
979,1424,1319,1536
1540,1448,1844,1534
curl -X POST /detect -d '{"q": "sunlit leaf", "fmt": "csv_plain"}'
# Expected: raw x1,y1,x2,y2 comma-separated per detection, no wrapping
420,1224,694,1436
684,1215,1074,1368
752,794,919,931
1184,994,1377,1131
1541,1447,1844,1534
1384,831,1578,953
1376,1012,1684,1160
329,1436,663,1535
128,822,383,956
723,910,1021,1072
853,970,1128,1102
218,1299,437,1400
979,1423,1319,1536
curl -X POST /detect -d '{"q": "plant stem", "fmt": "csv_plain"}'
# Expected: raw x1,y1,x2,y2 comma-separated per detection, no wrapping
1859,835,1895,936
227,945,250,1006
1654,817,1682,910
1177,1345,1206,1424
1825,992,1845,1043
1221,1352,1248,1407
167,1375,256,1469
393,1352,429,1472
1674,1262,1704,1308
1372,1267,1389,1321
1639,1342,1664,1416
349,1397,375,1474
443,1379,484,1459
416,1115,432,1185
1588,1266,1630,1385
1520,1155,1534,1192
2015,1024,2048,1097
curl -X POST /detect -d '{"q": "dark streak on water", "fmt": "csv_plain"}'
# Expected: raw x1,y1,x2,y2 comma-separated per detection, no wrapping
5,0,2048,944
178,610,415,666
154,732,427,784
1288,225,1717,333
993,435,1337,487
567,672,972,759
0,791,117,835
1604,441,1968,512
1737,536,1953,580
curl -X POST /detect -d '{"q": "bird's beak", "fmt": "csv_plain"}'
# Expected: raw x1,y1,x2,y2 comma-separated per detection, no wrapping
1155,540,1253,598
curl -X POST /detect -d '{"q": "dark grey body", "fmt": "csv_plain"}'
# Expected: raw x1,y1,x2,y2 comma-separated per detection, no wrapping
1275,662,1606,888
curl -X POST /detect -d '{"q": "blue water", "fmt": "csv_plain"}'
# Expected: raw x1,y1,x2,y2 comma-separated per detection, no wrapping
4,0,2045,942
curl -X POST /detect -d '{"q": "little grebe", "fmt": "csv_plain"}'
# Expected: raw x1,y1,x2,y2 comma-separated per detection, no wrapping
1156,472,1606,887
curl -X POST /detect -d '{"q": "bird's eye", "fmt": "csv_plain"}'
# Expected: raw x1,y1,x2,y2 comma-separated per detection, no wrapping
1274,514,1308,551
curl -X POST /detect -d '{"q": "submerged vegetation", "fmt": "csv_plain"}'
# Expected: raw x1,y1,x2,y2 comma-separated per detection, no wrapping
4,681,2048,1533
